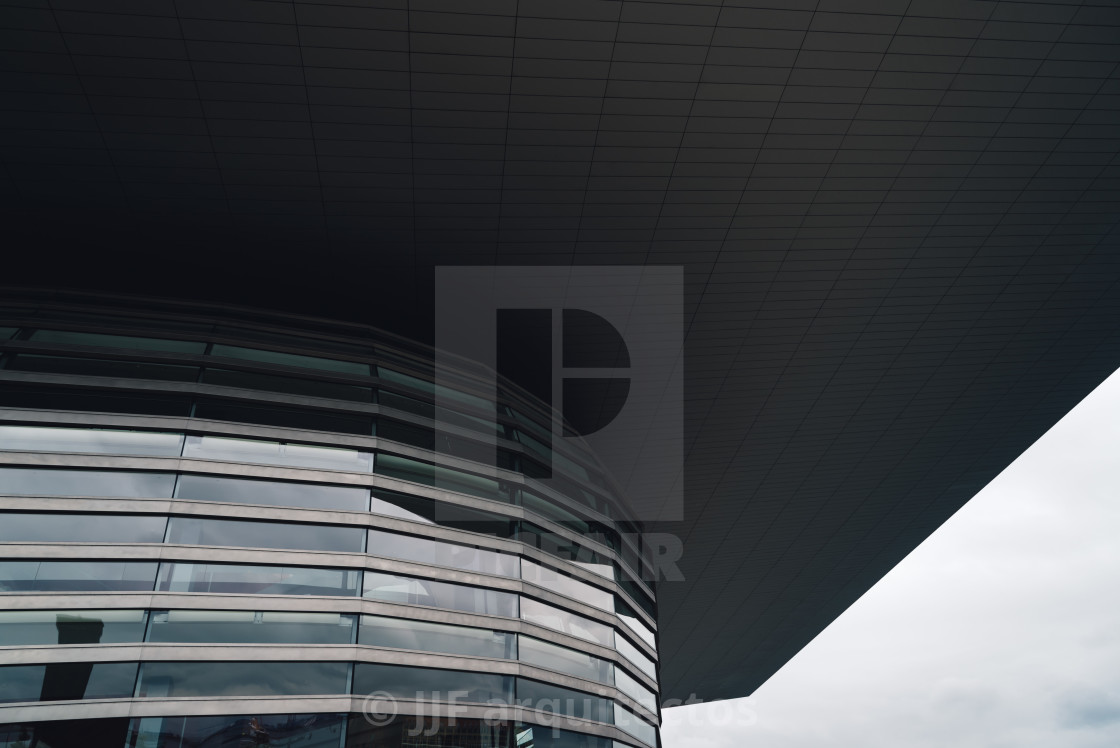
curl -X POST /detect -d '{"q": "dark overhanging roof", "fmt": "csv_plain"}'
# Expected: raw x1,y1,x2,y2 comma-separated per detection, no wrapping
4,0,1120,704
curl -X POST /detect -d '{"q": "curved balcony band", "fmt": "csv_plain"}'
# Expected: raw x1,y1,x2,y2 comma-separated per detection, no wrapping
0,294,661,748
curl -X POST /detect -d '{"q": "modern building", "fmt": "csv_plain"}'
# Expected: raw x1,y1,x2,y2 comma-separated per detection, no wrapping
3,0,1120,746
0,292,661,747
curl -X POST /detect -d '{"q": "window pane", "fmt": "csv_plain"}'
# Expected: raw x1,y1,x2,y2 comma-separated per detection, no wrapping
519,598,612,648
156,562,360,597
518,523,613,580
0,468,175,498
128,713,347,748
167,517,365,553
376,390,433,418
368,529,518,577
0,610,147,646
6,354,200,382
147,610,356,645
370,490,515,537
0,327,16,339
613,667,657,714
377,367,495,412
0,561,157,592
353,663,512,705
210,344,369,375
519,489,595,532
194,399,373,435
375,453,509,502
616,572,655,620
346,716,516,748
513,725,612,748
0,385,192,417
613,704,657,747
174,474,370,511
0,513,167,544
0,426,184,457
182,435,372,471
359,615,515,659
614,636,656,682
202,367,372,402
27,330,206,354
362,571,517,618
615,599,656,650
0,663,138,703
136,661,349,698
519,636,612,684
0,718,131,748
516,678,611,724
515,430,590,482
520,559,612,612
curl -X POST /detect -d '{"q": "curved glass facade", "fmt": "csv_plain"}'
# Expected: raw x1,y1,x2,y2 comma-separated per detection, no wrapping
0,294,659,748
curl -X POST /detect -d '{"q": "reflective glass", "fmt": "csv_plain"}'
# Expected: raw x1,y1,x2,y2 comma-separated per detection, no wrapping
376,453,509,502
0,662,138,703
27,330,206,354
614,636,656,682
377,367,495,412
520,490,596,533
519,598,612,648
513,725,612,748
193,399,374,435
359,615,515,659
515,430,591,482
0,718,130,748
616,573,655,620
377,389,434,418
0,426,184,456
613,704,657,747
516,678,611,724
156,562,360,597
210,344,369,375
0,561,157,592
520,559,612,611
167,517,365,553
367,529,518,577
147,610,356,645
129,713,346,748
371,489,515,537
353,663,512,705
376,418,434,450
203,367,372,402
175,473,370,511
0,468,175,498
137,661,349,698
0,327,16,339
363,571,517,618
519,523,613,580
615,599,656,650
0,610,147,646
0,513,167,544
347,716,514,748
183,434,372,471
0,385,192,417
5,354,199,382
519,636,612,684
613,667,657,714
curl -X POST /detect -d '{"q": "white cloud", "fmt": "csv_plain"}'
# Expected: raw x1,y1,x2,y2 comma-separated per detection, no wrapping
662,368,1120,748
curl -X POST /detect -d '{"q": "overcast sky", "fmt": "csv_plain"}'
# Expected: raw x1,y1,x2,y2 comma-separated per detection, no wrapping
662,368,1120,748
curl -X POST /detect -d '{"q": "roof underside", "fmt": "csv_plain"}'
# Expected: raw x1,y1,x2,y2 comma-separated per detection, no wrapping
4,0,1120,703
